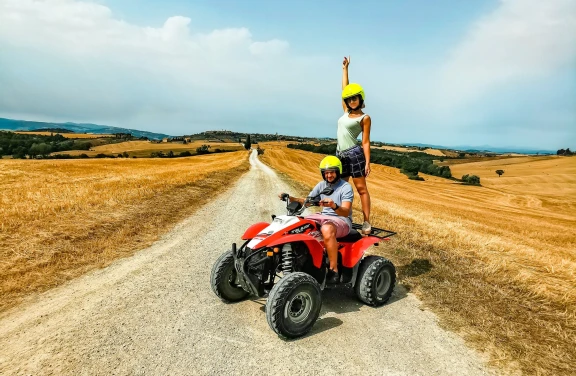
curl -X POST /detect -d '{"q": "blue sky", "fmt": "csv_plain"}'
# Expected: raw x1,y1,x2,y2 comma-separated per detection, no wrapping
0,0,574,149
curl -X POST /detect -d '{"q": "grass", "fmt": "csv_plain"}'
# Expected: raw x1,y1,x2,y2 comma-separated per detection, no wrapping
59,140,244,157
0,151,250,313
258,142,576,376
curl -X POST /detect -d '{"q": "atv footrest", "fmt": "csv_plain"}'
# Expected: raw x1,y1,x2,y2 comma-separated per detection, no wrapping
351,223,396,239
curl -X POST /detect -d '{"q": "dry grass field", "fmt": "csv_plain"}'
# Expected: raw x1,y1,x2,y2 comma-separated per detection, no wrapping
258,142,575,376
378,145,447,156
15,131,115,138
0,151,250,312
60,140,243,157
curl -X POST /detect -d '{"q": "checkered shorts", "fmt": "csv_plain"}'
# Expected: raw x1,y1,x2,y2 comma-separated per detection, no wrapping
336,145,366,178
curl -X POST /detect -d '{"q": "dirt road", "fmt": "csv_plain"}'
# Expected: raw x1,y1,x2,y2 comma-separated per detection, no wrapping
0,151,493,375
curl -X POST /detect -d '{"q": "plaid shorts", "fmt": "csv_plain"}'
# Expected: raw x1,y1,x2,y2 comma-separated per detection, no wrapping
336,145,366,178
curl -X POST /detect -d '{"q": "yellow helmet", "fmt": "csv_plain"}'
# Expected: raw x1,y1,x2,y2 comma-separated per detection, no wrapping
319,156,342,181
342,83,365,101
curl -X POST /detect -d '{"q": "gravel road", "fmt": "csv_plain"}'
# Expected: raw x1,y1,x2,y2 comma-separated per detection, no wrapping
0,150,493,375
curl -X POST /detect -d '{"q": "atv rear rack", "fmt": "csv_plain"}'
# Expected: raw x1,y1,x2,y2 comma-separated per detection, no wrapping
352,223,396,240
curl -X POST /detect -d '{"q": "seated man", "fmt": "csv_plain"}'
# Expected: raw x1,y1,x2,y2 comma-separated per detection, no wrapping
279,156,354,283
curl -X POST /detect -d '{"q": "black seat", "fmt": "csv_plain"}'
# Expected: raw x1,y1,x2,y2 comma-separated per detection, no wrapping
337,229,363,243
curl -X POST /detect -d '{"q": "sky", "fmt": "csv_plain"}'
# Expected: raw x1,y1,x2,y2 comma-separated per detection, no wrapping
0,0,575,149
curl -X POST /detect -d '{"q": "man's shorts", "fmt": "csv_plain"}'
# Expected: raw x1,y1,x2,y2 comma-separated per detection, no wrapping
306,213,351,238
337,145,366,178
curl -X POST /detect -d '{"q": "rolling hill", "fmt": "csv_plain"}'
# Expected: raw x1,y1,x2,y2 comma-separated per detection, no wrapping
0,118,170,140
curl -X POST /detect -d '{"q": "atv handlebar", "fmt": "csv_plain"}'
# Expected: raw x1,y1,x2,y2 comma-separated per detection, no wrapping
280,187,334,216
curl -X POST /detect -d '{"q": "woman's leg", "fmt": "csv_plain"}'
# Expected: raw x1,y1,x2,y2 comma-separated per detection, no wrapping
352,176,371,223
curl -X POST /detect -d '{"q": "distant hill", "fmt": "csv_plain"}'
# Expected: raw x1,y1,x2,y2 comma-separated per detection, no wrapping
19,127,75,134
0,118,170,140
395,142,556,155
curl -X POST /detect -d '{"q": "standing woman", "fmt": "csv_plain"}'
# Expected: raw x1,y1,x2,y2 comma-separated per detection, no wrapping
338,56,372,234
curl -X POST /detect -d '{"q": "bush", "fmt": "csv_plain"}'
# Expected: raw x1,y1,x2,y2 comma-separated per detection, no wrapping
79,153,89,158
462,174,481,185
179,151,192,157
52,154,74,159
196,145,211,155
409,175,425,181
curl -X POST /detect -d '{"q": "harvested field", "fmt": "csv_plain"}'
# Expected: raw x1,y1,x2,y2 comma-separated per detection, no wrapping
60,140,243,157
15,131,115,138
258,142,576,376
0,151,250,312
377,145,447,156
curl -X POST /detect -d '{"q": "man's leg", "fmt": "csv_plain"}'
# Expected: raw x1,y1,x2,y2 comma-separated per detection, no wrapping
321,223,338,271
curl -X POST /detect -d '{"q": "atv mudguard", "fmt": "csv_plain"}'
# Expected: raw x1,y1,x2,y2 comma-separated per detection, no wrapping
342,236,381,268
241,222,269,240
266,234,324,269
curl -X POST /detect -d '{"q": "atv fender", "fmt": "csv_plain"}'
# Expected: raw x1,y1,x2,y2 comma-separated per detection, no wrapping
242,222,270,240
266,234,324,268
345,236,381,268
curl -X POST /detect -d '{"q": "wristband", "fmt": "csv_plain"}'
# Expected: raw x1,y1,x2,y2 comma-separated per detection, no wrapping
333,203,339,210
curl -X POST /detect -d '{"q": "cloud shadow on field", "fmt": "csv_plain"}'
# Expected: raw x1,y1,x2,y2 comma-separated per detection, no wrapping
397,258,433,279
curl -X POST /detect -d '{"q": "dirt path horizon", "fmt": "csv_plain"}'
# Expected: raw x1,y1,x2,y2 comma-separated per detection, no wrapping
0,150,493,375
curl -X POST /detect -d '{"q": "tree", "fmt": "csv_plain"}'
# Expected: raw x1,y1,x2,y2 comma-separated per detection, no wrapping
122,151,129,158
495,169,505,177
462,174,481,185
244,134,252,150
168,150,175,158
196,145,211,155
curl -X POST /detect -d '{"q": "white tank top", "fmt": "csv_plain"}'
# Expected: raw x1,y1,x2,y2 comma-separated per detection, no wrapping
337,112,366,151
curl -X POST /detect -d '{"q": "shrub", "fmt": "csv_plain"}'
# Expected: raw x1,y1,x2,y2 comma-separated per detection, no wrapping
79,153,89,158
462,174,481,185
179,151,192,157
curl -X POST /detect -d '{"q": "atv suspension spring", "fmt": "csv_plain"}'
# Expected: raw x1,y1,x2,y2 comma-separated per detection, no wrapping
281,243,294,274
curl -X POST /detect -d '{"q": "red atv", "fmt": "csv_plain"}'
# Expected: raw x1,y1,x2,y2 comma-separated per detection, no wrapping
210,187,397,339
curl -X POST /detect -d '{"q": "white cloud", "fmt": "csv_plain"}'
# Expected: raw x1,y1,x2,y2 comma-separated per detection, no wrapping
438,0,576,106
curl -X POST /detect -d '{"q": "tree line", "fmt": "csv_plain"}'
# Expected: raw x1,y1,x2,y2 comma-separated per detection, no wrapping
0,131,92,158
557,148,573,156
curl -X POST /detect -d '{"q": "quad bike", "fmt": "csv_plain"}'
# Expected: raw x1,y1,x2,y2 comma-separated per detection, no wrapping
210,187,397,339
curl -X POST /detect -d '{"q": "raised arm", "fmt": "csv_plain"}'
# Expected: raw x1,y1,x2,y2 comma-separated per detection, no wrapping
342,56,350,111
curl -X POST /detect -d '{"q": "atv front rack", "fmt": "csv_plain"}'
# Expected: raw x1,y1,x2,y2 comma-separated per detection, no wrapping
352,223,396,240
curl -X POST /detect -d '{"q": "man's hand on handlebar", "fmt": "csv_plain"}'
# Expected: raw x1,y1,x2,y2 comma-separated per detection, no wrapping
319,198,335,209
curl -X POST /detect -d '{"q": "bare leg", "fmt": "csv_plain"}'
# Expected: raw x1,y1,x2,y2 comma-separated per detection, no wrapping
352,176,371,223
321,223,338,271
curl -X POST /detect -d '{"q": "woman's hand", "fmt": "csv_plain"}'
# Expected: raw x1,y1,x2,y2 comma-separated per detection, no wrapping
365,163,371,178
342,56,350,69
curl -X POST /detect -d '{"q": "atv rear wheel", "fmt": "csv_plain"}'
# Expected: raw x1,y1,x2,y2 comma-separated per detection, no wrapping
266,272,322,339
210,250,249,303
355,256,396,306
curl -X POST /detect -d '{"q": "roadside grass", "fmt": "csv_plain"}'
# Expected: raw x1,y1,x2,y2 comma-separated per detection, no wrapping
0,151,250,313
259,142,576,376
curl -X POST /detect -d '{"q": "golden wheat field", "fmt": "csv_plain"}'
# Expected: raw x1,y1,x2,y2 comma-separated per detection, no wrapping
15,131,115,138
60,140,243,157
377,145,447,156
259,141,576,376
0,151,249,312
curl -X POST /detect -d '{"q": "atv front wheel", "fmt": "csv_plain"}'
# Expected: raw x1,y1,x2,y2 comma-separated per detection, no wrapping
266,272,322,339
355,256,396,306
210,251,249,303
